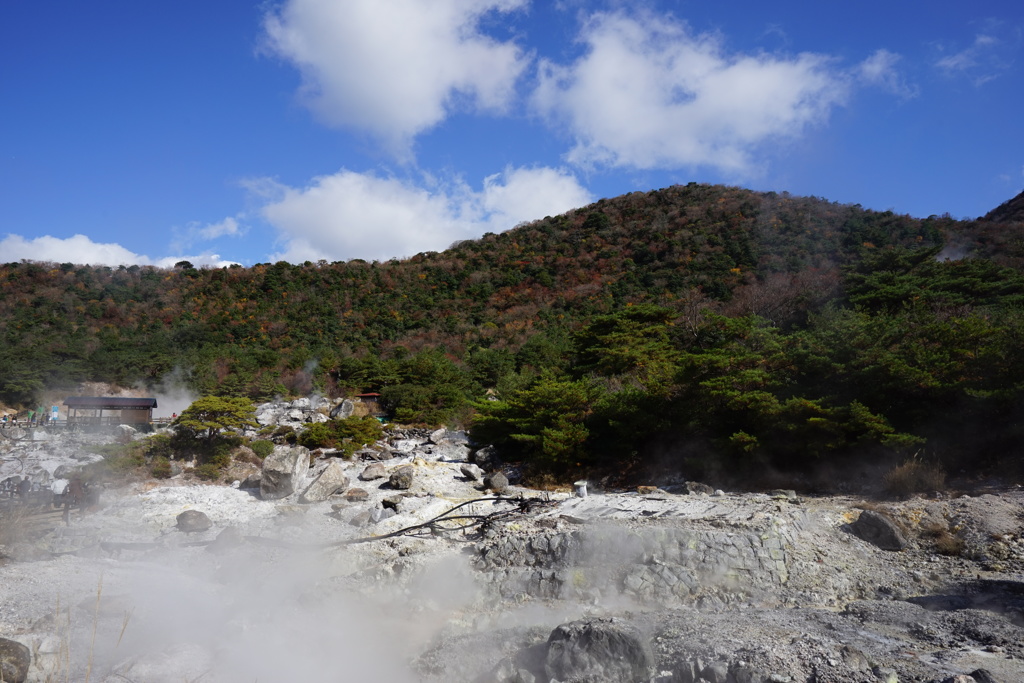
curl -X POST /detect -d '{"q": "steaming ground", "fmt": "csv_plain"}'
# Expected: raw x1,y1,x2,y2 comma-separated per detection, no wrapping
2,431,1024,681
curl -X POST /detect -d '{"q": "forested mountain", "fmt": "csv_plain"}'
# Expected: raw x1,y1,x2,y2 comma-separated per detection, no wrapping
4,183,1024,483
983,189,1024,224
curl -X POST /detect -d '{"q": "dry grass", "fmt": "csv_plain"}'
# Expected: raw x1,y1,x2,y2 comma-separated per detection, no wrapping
883,459,946,499
921,521,965,556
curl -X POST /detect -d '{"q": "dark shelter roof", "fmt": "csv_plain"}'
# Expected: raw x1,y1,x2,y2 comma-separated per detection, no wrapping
64,397,158,409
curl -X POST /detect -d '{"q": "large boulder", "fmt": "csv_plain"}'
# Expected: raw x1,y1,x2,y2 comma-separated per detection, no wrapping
851,509,908,551
389,465,415,490
330,399,355,419
359,463,387,481
175,510,212,533
484,471,509,495
0,637,30,683
544,618,655,683
473,445,502,472
299,460,350,503
260,445,311,500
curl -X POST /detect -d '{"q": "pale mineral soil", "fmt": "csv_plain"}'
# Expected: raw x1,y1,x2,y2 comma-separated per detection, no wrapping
1,432,1023,683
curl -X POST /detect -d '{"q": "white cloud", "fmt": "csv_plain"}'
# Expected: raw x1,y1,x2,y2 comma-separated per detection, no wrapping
935,27,1017,86
171,215,247,253
196,216,243,241
257,166,593,263
0,234,149,267
531,11,849,174
262,0,529,154
0,233,237,268
857,49,918,99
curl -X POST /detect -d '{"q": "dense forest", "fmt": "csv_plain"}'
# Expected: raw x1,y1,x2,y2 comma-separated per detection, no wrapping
4,183,1024,484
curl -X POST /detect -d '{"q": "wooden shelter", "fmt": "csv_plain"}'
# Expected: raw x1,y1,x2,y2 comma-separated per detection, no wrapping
63,397,157,425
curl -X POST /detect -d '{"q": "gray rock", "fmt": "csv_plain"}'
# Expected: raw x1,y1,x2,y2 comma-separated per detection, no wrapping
382,495,405,511
330,399,355,419
260,445,311,500
299,460,350,503
429,427,447,444
474,445,502,471
175,510,212,533
851,509,908,551
389,465,414,490
685,481,715,495
545,618,654,683
0,637,30,683
461,463,483,481
359,463,387,481
349,510,371,527
484,471,509,494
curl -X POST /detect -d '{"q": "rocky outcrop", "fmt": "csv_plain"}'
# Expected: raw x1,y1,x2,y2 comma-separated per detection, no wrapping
255,397,334,427
544,618,654,683
259,445,310,500
476,523,791,604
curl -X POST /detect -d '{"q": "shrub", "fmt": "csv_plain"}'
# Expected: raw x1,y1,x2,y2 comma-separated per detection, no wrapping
150,457,172,479
192,463,222,481
106,453,145,473
883,459,946,498
297,422,333,449
145,434,175,459
296,416,384,457
250,440,274,459
272,425,297,444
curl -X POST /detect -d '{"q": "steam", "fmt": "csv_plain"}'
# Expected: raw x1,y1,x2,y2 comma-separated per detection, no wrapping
140,367,199,418
936,242,970,262
61,537,431,681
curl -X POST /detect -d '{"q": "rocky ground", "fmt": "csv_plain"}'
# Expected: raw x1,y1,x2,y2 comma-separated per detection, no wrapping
0,421,1022,682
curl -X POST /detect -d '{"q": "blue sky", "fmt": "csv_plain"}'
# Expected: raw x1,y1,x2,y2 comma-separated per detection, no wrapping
1,0,1022,267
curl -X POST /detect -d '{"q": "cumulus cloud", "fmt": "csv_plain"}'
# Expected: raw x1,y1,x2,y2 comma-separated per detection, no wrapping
256,166,593,263
531,11,849,174
857,49,918,99
0,233,237,268
262,0,530,153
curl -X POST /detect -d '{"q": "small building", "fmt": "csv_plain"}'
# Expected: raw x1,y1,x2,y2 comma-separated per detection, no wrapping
63,397,158,425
